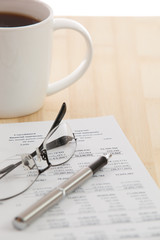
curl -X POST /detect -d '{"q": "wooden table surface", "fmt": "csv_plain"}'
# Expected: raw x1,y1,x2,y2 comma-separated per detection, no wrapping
0,17,160,187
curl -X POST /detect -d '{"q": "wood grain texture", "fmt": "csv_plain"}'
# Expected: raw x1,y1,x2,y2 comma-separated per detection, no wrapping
0,17,160,187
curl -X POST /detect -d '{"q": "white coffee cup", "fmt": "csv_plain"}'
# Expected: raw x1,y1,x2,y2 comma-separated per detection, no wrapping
0,0,92,118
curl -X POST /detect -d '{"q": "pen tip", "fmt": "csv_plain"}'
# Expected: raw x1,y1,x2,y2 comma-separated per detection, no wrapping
106,153,112,159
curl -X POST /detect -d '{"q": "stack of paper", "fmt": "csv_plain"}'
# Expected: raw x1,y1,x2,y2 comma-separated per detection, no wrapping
0,116,160,239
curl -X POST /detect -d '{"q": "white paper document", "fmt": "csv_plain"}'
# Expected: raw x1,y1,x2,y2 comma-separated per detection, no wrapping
0,116,160,239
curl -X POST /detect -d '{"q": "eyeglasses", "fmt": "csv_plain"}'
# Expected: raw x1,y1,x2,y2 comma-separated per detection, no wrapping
0,103,77,201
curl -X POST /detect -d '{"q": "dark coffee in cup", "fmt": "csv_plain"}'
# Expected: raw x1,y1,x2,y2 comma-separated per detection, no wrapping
0,12,40,27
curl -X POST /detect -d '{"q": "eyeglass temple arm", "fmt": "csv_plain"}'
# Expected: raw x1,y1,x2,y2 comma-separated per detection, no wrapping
46,135,74,151
41,102,67,147
47,102,67,137
31,103,67,158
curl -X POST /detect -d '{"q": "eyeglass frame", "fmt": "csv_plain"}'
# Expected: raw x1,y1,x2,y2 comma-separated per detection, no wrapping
0,102,77,200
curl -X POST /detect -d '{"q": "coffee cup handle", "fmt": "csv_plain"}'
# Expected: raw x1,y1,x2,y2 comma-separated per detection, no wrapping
47,18,93,96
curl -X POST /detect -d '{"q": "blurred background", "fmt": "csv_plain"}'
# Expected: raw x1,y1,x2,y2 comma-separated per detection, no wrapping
42,0,159,16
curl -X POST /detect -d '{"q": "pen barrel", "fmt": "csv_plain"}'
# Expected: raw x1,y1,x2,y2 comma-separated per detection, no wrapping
13,188,63,230
13,167,93,230
58,167,93,194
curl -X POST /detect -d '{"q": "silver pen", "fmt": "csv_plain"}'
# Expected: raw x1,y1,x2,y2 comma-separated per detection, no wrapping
13,154,112,230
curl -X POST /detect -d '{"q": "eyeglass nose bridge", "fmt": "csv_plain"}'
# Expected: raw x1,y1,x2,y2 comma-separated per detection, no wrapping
21,149,51,174
35,148,51,173
36,148,49,162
